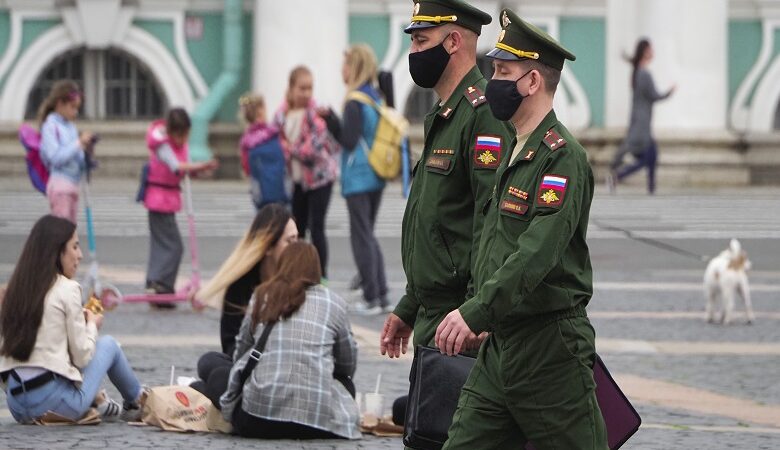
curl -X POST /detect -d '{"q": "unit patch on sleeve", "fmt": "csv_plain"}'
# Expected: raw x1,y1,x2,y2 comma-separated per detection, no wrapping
500,199,529,217
536,174,568,208
474,135,502,169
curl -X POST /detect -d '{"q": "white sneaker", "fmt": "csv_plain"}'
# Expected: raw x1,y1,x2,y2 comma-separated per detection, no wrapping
351,302,382,316
96,396,122,422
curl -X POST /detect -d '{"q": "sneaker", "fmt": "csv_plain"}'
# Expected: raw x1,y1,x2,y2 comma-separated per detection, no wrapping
381,304,395,314
96,394,122,422
350,302,382,316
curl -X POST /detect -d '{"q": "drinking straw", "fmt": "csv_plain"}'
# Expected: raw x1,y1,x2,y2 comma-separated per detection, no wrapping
374,373,382,394
169,365,175,386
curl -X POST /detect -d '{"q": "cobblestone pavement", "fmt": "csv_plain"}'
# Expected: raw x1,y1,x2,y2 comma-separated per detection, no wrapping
1,178,779,449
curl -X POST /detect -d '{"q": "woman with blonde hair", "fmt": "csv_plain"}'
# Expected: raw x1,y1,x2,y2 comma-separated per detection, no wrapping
273,66,338,278
320,43,389,315
195,203,298,355
219,242,359,439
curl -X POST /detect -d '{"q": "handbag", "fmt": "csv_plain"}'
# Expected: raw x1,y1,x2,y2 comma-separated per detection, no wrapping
403,346,641,450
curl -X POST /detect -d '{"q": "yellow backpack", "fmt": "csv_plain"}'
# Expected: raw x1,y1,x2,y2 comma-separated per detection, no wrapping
346,91,409,180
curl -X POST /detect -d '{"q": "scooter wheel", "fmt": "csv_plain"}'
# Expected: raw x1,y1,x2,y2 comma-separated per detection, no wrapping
100,287,121,311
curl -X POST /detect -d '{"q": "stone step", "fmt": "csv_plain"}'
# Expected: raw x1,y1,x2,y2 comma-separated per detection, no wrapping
1,122,778,186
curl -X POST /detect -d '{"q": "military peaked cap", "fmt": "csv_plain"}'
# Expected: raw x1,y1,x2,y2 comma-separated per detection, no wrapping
487,9,575,71
404,0,492,35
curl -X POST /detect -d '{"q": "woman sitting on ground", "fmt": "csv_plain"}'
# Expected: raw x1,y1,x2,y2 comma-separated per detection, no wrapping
0,215,144,423
194,203,298,357
214,242,359,439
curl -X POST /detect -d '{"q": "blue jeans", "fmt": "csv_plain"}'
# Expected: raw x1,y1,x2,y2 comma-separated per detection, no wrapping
5,335,141,423
613,141,658,194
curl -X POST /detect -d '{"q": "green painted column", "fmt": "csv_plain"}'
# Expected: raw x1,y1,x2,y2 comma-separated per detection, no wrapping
189,0,243,162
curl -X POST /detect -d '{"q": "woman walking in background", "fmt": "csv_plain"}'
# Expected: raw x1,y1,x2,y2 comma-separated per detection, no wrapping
320,44,389,315
274,66,339,278
608,38,675,194
38,80,95,224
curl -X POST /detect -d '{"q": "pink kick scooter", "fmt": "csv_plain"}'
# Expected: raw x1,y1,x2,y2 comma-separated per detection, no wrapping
101,173,204,310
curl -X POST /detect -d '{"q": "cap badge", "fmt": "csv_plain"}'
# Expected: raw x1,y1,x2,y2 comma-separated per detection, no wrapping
414,2,420,15
502,11,511,28
498,29,506,43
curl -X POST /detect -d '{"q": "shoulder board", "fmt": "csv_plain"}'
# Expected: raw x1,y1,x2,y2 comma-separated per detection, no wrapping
543,128,567,151
464,85,487,108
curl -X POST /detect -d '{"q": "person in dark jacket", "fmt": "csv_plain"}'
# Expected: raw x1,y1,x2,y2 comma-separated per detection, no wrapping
608,38,675,194
320,44,389,315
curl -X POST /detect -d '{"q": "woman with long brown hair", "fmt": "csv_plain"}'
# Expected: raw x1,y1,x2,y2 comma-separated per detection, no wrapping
0,215,144,423
37,80,96,224
215,242,359,440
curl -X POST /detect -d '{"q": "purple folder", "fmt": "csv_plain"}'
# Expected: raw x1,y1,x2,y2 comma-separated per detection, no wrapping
526,355,641,450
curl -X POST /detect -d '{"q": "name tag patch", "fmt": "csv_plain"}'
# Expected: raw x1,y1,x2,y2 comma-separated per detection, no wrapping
425,156,452,172
500,199,529,216
536,174,568,208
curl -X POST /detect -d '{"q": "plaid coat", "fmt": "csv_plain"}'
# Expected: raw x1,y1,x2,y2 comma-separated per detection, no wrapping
220,285,360,439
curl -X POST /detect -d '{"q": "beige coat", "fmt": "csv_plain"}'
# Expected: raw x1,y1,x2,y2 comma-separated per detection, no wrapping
0,275,97,383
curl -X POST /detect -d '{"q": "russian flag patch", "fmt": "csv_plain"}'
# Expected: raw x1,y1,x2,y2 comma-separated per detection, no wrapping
536,174,568,208
474,135,501,169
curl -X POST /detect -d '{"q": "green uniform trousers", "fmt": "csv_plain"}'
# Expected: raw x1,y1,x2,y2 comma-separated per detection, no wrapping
442,316,607,450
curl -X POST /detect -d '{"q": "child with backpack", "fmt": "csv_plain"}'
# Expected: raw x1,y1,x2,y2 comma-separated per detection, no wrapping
238,93,289,209
319,44,389,315
37,80,96,224
142,108,217,307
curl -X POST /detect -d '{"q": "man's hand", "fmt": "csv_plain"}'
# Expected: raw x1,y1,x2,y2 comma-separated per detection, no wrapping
435,309,476,356
463,331,489,352
380,313,412,358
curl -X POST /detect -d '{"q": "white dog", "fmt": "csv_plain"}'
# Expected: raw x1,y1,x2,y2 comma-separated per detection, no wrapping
703,239,754,325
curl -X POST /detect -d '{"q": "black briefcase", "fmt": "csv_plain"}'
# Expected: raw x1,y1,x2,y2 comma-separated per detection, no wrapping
403,346,641,450
403,346,476,450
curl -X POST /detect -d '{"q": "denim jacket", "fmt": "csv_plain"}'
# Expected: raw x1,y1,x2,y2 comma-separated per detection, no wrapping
40,113,85,185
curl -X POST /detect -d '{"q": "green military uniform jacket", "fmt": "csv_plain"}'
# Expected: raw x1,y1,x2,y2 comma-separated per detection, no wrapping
459,110,594,336
394,66,514,347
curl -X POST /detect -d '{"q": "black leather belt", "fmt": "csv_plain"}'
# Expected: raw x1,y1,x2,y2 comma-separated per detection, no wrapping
7,371,57,396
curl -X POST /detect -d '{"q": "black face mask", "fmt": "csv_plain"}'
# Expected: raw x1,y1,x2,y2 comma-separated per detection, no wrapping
408,35,452,88
485,70,532,121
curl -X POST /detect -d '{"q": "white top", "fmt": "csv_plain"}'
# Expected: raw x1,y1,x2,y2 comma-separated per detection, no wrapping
284,109,306,184
0,275,98,385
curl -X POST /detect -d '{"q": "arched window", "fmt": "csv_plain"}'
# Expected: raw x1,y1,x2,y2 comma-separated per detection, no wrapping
25,48,166,120
403,55,495,123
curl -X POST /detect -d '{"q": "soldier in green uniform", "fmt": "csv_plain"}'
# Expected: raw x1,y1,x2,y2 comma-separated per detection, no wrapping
435,9,608,449
380,0,514,358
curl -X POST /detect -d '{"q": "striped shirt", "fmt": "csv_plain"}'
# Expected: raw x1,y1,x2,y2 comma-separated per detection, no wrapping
220,285,360,439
